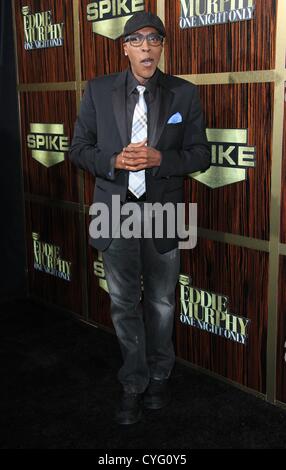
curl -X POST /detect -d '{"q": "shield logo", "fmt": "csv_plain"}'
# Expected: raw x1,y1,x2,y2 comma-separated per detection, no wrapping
27,124,69,168
92,15,133,40
87,1,146,40
191,129,256,189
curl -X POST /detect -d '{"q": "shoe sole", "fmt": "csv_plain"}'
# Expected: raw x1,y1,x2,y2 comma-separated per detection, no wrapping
143,397,171,410
115,410,143,425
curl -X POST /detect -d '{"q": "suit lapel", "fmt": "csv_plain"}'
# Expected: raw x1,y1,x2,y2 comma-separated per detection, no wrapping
112,70,129,148
149,71,174,148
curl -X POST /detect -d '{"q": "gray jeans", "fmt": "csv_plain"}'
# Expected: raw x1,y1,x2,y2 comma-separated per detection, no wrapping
102,202,180,394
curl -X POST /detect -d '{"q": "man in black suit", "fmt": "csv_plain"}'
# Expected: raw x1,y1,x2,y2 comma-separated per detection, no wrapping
70,11,210,425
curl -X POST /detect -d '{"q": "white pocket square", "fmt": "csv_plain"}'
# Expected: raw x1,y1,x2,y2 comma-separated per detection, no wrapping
167,112,183,124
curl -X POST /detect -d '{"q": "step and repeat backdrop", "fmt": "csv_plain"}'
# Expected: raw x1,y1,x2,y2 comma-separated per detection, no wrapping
13,0,286,406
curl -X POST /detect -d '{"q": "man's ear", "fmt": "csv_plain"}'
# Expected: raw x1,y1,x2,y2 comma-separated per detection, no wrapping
123,43,128,57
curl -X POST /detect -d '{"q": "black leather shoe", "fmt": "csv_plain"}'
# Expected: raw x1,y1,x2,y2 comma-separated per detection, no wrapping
143,378,171,410
115,392,143,425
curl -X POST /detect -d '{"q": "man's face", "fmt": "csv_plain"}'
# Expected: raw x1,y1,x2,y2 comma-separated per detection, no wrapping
123,27,163,84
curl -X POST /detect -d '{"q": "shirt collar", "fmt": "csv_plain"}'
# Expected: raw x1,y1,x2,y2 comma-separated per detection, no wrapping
127,67,160,99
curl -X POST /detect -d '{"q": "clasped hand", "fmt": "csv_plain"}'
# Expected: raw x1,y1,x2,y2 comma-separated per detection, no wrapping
115,139,161,171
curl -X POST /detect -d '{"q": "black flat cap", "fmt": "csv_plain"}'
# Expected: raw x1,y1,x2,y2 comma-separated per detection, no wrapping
123,11,166,38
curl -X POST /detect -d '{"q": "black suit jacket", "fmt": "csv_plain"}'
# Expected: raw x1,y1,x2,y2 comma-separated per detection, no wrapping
70,69,210,253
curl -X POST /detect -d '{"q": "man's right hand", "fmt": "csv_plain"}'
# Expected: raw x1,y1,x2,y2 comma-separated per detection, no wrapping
115,140,148,171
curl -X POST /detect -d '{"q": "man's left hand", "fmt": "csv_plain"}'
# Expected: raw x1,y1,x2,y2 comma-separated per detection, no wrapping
122,141,162,171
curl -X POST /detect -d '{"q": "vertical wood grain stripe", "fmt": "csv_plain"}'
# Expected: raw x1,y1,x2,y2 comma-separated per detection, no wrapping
266,0,286,403
73,0,89,321
12,0,29,295
156,0,165,73
73,0,81,104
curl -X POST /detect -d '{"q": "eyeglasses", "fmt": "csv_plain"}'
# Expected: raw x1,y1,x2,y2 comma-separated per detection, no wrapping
124,32,164,47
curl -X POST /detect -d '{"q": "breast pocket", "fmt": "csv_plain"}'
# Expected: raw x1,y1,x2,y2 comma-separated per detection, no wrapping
160,123,184,145
166,122,184,128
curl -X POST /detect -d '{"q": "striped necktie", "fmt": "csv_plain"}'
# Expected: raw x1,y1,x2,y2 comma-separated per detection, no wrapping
128,85,147,198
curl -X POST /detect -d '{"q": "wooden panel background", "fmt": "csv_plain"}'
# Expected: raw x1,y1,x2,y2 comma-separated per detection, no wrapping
80,0,157,81
85,81,273,240
278,86,286,403
14,0,75,83
87,236,113,330
25,202,83,315
164,0,277,75
190,83,273,239
176,239,269,392
277,256,286,403
281,87,286,243
20,91,79,202
13,0,286,404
